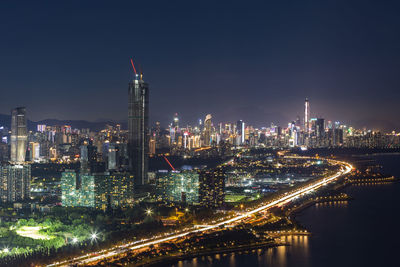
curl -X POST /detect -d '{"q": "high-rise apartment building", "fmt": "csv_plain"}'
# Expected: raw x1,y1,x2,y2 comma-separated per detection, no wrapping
199,167,225,208
61,170,95,208
94,172,135,210
156,170,199,204
0,164,31,202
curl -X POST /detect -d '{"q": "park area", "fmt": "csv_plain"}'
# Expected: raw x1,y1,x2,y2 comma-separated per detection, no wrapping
0,215,93,258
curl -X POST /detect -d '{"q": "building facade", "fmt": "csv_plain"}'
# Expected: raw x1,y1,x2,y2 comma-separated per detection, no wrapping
61,170,134,210
199,167,225,208
156,170,199,204
0,164,31,202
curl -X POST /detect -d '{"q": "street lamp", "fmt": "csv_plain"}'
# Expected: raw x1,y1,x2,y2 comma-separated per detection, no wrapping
91,232,98,241
3,247,9,253
146,208,153,216
72,237,78,244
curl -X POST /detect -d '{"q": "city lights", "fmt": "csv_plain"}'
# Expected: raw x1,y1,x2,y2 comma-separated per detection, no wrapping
0,6,396,266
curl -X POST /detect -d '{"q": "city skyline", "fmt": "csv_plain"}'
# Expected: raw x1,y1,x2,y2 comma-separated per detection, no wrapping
0,2,400,266
1,1,400,131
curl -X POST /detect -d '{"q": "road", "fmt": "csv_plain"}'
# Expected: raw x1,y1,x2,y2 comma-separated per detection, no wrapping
48,157,353,266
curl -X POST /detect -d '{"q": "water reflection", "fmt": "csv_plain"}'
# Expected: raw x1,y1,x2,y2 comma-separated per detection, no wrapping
315,200,348,209
176,235,310,267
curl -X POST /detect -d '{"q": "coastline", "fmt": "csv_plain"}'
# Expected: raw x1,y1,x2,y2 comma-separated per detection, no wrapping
137,240,286,267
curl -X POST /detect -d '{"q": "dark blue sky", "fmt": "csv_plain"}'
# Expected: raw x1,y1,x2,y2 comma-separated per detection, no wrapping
1,1,400,130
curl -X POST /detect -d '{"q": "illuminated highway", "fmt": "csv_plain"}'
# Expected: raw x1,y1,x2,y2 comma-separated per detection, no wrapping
48,157,353,266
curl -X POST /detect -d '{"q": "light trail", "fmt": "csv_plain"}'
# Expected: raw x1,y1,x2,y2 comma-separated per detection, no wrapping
48,157,353,266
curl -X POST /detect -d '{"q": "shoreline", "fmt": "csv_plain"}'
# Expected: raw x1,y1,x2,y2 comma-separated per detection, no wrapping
137,241,286,267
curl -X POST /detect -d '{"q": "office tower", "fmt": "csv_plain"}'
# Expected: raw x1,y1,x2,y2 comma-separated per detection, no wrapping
183,131,189,149
37,124,46,133
156,170,199,204
10,107,28,163
80,141,97,174
203,114,212,146
199,167,225,208
0,164,31,202
173,113,179,129
304,98,310,133
170,125,176,144
149,138,156,155
49,147,57,160
28,142,40,162
170,113,180,145
155,122,161,139
236,120,245,144
108,143,117,170
128,64,149,186
316,118,325,138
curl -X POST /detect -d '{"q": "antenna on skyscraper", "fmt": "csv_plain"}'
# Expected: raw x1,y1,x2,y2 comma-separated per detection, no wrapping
130,58,137,75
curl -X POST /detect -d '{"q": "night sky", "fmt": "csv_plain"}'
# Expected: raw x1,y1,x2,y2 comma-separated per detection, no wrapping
1,1,400,131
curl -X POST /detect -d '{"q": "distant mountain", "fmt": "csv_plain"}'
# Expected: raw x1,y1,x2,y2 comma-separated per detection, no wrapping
0,114,127,131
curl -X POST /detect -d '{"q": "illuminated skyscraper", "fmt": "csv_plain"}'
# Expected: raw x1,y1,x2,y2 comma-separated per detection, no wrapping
128,62,149,185
10,107,27,163
170,113,180,144
316,118,325,139
80,141,97,174
304,98,310,133
108,143,117,170
173,113,179,129
236,120,245,144
203,114,212,146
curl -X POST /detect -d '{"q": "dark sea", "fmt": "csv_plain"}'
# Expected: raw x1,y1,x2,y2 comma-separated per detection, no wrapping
173,155,400,267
